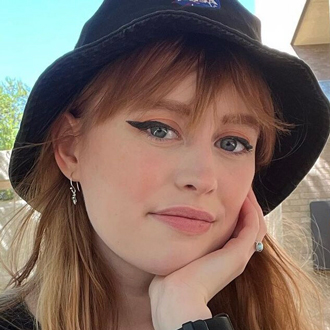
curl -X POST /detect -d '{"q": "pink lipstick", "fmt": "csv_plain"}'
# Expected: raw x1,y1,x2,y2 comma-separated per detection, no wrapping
150,206,215,235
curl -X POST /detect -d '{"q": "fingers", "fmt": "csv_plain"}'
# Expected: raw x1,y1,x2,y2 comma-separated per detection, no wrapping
247,187,267,242
234,188,267,256
223,189,263,257
173,187,267,303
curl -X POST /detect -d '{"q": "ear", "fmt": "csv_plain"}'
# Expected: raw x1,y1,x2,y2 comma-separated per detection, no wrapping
52,112,82,181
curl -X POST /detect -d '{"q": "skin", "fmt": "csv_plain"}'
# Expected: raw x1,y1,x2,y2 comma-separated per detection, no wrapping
47,72,266,330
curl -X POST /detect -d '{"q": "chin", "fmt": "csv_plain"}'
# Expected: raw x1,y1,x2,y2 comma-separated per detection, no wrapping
141,253,201,276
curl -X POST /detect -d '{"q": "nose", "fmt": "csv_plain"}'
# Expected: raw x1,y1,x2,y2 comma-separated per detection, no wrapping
174,144,218,195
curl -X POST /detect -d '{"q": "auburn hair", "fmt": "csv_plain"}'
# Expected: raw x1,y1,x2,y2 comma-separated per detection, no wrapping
0,34,325,330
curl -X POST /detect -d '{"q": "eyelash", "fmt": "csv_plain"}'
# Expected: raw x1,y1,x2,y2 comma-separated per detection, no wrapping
126,120,253,155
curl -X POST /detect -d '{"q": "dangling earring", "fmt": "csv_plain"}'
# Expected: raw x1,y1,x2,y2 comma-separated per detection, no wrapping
70,177,80,205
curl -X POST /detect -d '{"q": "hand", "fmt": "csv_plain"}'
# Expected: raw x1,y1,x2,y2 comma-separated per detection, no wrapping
148,188,267,330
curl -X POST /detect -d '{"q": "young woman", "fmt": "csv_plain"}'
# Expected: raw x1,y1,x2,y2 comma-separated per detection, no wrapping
1,1,330,329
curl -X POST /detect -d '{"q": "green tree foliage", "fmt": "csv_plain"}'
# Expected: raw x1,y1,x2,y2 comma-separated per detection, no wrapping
0,78,30,150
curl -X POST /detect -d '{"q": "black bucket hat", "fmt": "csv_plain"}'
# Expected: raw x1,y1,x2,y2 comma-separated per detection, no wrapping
9,0,330,215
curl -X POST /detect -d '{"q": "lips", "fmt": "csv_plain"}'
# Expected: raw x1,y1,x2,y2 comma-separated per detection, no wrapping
151,206,215,222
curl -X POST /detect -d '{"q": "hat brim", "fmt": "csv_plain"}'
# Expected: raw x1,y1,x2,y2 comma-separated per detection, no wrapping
9,11,330,214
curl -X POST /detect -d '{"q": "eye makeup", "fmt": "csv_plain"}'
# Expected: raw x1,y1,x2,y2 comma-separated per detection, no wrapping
126,120,175,132
126,120,254,155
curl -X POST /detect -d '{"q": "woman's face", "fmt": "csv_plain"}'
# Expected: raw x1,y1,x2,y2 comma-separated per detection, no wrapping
76,73,259,276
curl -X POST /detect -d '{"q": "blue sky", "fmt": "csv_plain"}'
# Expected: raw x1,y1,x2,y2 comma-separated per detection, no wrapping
1,0,254,88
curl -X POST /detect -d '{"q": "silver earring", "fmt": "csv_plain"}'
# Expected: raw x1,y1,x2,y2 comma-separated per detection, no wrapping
70,178,80,205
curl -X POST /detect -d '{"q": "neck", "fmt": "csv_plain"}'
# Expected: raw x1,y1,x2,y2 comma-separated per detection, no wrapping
94,233,156,329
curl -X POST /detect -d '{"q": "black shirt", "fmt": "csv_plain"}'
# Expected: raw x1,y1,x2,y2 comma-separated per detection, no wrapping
0,302,234,330
0,302,36,330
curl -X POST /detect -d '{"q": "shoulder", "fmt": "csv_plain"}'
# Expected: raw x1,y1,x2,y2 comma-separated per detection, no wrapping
0,302,36,330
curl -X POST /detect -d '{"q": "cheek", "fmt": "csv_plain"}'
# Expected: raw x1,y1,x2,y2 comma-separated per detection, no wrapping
213,163,255,246
225,163,254,210
78,134,167,220
107,143,168,209
124,149,166,205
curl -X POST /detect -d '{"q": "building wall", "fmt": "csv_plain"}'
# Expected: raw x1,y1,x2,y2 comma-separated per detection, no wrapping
281,137,330,257
294,44,330,80
293,0,330,45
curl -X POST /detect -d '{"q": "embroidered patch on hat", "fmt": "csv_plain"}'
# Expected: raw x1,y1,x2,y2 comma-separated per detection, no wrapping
174,0,221,8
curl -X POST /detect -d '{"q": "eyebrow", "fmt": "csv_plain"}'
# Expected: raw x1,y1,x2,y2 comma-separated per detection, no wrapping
149,99,260,131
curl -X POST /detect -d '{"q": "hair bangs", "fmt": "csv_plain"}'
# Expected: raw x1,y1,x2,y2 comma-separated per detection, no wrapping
65,34,291,170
